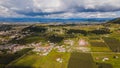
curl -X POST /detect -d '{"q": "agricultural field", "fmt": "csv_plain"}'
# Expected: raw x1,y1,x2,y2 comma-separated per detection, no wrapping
90,41,111,52
88,36,111,52
0,48,32,68
90,41,107,47
88,35,101,39
102,37,120,52
92,53,120,68
68,52,97,68
7,50,71,68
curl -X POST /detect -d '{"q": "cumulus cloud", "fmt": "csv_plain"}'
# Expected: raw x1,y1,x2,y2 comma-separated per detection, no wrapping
0,0,120,18
65,0,120,12
43,12,118,18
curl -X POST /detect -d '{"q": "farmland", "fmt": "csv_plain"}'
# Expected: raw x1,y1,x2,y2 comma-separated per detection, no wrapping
102,37,120,52
68,52,97,68
92,53,120,68
0,23,120,68
0,48,32,68
7,50,71,68
89,41,111,52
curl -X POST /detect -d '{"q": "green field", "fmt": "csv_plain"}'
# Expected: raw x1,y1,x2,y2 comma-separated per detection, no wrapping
68,52,97,68
0,48,32,68
90,41,108,47
7,50,70,68
88,36,101,40
11,35,46,44
102,37,120,52
90,41,111,52
92,53,120,68
90,47,111,52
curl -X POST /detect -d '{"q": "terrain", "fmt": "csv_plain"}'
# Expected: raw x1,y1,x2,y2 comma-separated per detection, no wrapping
0,18,120,68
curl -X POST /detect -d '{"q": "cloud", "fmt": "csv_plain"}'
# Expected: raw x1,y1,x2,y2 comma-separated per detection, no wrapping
32,0,120,12
0,0,120,18
60,0,120,12
43,12,118,18
33,0,64,12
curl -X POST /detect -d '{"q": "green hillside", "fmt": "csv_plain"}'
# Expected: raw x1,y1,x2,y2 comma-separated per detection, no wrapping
107,18,120,24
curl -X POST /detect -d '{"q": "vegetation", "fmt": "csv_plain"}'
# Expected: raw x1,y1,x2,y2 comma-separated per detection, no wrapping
0,25,12,31
66,28,111,36
107,18,120,24
89,37,100,40
90,41,107,47
47,34,64,43
68,52,97,68
0,48,32,67
22,25,47,33
9,35,43,44
92,53,120,68
89,28,111,35
7,50,70,68
67,29,87,36
90,41,110,52
0,20,120,68
103,37,120,52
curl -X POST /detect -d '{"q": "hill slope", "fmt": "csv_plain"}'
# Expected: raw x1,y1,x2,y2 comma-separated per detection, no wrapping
107,18,120,24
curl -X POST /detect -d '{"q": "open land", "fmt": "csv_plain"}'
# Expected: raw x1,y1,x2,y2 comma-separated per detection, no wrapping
0,22,120,68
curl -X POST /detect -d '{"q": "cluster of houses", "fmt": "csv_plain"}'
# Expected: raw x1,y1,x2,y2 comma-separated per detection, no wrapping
0,39,72,55
32,42,55,56
64,39,74,46
54,45,72,53
0,31,10,35
0,30,19,36
0,35,92,55
54,46,66,52
0,44,28,54
32,40,73,56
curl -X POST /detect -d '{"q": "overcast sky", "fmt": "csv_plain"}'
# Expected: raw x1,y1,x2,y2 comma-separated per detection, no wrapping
0,0,120,18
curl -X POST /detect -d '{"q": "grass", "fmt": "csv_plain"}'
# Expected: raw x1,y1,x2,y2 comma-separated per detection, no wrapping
92,53,120,68
97,63,113,68
0,48,32,64
91,47,110,52
102,37,120,52
0,48,32,68
11,35,47,44
89,41,111,52
68,52,97,68
90,41,108,47
8,50,71,68
88,36,101,40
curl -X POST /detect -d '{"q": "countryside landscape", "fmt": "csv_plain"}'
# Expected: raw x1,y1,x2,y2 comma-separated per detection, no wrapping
0,18,120,68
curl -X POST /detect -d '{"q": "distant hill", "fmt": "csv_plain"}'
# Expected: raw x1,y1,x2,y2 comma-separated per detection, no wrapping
107,18,120,24
0,18,113,23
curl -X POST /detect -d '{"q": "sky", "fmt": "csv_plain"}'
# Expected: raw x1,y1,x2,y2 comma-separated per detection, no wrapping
0,0,120,18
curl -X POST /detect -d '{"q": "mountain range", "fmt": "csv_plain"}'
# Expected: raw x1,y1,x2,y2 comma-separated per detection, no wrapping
0,18,114,23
